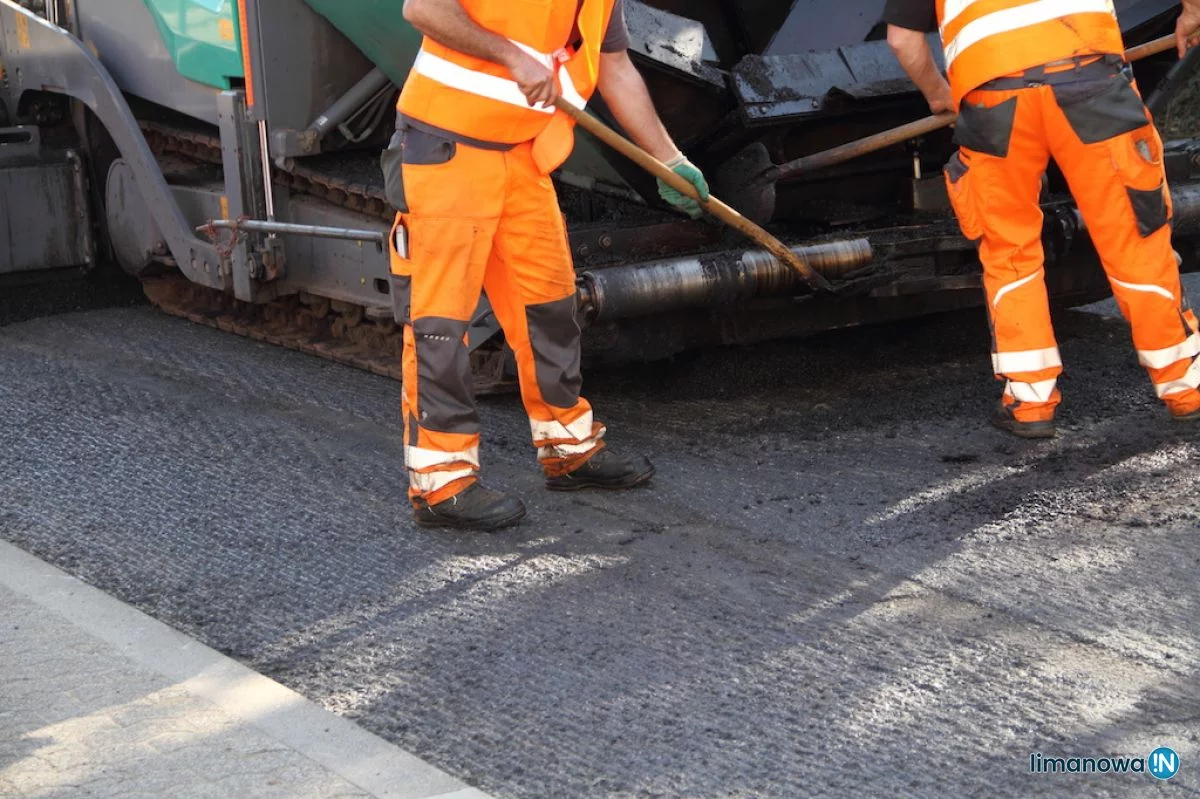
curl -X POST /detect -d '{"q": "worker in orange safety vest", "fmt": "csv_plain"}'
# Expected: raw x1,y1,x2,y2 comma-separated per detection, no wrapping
387,0,710,530
884,0,1200,438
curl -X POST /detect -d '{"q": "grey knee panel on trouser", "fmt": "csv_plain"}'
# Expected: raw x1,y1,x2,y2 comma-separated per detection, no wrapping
524,295,584,409
413,317,479,434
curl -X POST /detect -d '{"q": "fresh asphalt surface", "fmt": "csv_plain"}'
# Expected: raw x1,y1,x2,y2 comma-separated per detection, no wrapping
2,269,1199,798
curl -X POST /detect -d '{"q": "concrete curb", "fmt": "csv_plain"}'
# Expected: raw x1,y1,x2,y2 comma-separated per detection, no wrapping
0,539,493,799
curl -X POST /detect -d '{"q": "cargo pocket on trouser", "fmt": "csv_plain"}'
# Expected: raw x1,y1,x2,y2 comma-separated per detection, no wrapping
944,151,984,242
383,124,465,325
1128,183,1170,237
389,215,412,325
955,96,1018,158
380,122,460,213
1113,126,1171,238
1054,72,1149,145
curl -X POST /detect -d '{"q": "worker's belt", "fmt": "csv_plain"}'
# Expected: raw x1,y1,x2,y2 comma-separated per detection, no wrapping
976,54,1128,91
396,114,516,152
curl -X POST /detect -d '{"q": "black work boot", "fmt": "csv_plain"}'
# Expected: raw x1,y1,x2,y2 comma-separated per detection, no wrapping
545,448,655,491
989,402,1057,439
413,483,526,531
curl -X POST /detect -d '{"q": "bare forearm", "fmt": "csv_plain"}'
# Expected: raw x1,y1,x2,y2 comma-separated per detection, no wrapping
597,51,679,161
887,25,953,112
403,0,519,69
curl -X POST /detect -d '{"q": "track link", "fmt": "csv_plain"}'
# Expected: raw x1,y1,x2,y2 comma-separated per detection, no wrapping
143,274,513,392
143,275,402,378
140,121,393,222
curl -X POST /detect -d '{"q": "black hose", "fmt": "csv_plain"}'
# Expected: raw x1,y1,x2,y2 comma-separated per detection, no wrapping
1147,47,1200,118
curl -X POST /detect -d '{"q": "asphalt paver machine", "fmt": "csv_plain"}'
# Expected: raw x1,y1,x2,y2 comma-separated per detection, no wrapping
2,0,1200,388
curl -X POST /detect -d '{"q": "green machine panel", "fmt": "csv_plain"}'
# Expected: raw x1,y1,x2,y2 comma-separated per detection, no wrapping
141,0,243,89
301,0,424,87
300,0,631,191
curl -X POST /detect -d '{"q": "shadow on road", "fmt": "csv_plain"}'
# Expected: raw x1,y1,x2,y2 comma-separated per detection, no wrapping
0,299,1196,797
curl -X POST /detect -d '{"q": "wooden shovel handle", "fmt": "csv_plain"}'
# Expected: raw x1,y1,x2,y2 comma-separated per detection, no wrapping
554,98,833,293
771,113,957,182
771,33,1178,183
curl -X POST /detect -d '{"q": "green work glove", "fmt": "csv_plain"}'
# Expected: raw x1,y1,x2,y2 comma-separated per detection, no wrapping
657,153,710,219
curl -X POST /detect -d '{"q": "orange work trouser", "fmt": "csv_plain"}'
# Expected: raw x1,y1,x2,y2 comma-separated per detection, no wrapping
945,68,1200,421
387,131,604,507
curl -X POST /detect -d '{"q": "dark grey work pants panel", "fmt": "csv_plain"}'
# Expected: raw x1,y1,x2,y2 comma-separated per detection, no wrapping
1054,75,1148,145
380,124,459,212
525,295,584,410
413,316,478,434
1127,185,1169,237
955,97,1018,158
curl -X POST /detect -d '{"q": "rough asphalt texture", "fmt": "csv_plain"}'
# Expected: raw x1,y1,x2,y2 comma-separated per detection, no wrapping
1,273,1199,797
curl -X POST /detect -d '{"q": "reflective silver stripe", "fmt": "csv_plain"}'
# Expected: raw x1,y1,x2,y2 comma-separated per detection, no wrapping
1005,378,1058,403
558,65,587,110
1110,277,1176,302
992,269,1043,309
1154,357,1200,398
509,39,557,67
1138,333,1200,370
414,40,588,114
944,0,1117,68
992,346,1062,374
413,49,554,113
406,445,480,471
940,0,980,33
530,411,599,444
511,39,588,110
410,467,476,494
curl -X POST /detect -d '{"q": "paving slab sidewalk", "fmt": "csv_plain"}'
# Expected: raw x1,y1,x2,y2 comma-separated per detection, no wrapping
0,540,491,799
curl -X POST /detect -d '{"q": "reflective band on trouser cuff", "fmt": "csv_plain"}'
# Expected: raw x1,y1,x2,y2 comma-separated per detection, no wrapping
406,444,479,496
1109,276,1176,302
992,347,1062,374
531,413,605,460
943,0,1117,68
406,444,480,471
537,440,600,460
1139,333,1200,370
411,467,476,494
530,412,598,445
1154,357,1200,398
992,269,1044,309
1005,378,1058,403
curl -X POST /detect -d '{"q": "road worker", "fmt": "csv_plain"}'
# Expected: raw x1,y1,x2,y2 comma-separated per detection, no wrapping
884,0,1200,438
387,0,710,530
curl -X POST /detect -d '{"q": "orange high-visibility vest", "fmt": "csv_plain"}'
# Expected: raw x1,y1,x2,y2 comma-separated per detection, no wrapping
398,0,615,174
936,0,1126,104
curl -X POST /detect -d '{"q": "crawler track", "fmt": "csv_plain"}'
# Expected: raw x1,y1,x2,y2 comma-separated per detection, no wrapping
142,275,402,379
139,123,515,391
143,274,513,392
141,121,395,221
